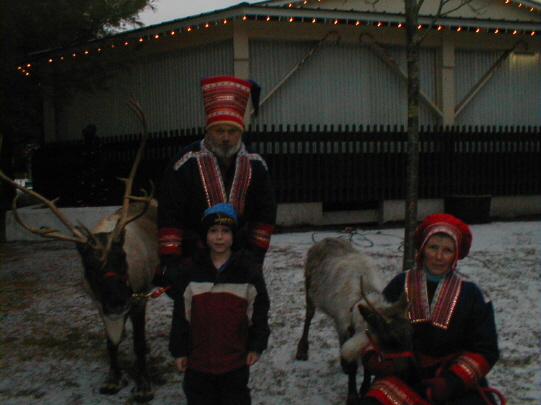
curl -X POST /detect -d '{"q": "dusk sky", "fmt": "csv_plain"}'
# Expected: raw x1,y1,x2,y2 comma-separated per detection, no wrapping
137,0,260,26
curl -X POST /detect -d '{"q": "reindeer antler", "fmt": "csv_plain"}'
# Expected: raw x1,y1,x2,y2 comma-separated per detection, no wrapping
359,276,391,325
0,170,88,243
108,97,154,246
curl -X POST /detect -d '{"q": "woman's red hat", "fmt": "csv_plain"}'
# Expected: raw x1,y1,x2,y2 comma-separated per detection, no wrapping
414,213,472,269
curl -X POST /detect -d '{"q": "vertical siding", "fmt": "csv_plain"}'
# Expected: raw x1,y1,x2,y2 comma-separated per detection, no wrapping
250,39,437,128
55,36,539,141
455,50,541,126
57,41,234,140
419,47,438,125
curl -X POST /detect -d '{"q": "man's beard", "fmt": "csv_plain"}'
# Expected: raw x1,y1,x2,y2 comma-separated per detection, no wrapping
211,139,241,160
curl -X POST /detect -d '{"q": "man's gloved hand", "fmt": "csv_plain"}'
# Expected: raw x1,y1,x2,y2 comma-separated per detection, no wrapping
361,349,396,377
152,256,181,287
152,264,169,287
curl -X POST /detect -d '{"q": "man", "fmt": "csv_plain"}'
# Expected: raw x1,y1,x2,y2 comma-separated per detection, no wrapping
155,76,277,287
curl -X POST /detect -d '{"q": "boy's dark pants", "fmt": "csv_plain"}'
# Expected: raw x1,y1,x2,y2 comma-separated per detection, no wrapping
183,366,251,405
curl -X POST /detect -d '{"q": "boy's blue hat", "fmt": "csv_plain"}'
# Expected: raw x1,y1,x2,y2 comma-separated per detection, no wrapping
201,203,238,236
203,203,237,223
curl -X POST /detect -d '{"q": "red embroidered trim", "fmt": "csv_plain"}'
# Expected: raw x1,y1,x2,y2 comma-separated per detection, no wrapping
229,150,251,215
366,376,430,405
250,223,275,250
158,228,183,256
197,141,252,216
198,152,226,208
449,351,491,388
431,273,462,329
405,267,462,330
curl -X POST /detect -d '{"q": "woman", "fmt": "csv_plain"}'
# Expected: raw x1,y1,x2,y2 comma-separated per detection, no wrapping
361,213,503,405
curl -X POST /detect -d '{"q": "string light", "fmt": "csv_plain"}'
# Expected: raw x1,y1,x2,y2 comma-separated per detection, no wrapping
17,1,540,75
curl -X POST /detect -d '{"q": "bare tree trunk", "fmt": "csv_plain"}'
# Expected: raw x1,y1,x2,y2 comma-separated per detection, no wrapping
402,1,421,271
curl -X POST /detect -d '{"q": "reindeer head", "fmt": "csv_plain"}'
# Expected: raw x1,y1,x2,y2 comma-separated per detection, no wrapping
76,231,132,315
357,292,413,355
0,98,152,316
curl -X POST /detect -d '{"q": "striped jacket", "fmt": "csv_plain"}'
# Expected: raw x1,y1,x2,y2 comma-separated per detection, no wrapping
169,249,271,374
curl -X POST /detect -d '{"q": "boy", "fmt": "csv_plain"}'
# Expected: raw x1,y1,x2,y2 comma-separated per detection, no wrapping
169,203,271,405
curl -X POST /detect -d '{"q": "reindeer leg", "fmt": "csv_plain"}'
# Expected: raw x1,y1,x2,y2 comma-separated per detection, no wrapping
339,326,360,405
341,357,360,405
130,304,154,403
100,338,124,395
295,284,315,360
359,366,372,398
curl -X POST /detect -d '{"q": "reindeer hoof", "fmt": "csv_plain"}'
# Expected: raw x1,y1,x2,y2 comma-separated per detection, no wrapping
133,383,154,403
295,340,309,360
99,381,123,395
346,393,361,405
99,372,127,395
295,351,308,361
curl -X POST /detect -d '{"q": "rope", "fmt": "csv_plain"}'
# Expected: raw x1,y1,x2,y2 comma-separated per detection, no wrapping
131,285,171,301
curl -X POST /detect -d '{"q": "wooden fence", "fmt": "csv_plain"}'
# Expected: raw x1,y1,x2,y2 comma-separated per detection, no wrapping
29,125,540,208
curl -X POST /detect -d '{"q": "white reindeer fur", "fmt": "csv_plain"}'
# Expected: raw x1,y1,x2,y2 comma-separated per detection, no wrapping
86,199,159,344
305,238,386,362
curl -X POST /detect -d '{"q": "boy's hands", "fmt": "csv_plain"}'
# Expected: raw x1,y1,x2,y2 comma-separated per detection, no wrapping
174,357,188,372
175,352,260,372
247,351,261,366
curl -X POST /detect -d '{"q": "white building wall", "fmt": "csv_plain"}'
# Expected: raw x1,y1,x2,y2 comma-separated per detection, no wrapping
250,40,438,128
54,35,538,140
57,41,235,139
455,50,541,126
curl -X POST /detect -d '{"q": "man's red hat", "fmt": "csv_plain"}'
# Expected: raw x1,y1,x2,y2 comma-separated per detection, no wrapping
201,76,253,131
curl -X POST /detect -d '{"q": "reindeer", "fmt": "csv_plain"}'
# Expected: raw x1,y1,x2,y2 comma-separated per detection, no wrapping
0,99,158,402
295,237,414,405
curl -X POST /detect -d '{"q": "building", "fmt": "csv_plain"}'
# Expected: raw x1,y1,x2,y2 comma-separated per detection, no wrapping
14,0,541,228
20,0,539,142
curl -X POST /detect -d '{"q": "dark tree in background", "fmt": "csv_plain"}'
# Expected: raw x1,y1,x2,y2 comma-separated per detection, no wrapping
0,0,153,206
402,0,477,270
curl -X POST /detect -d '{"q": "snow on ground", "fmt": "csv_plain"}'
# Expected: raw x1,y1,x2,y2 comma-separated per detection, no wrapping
1,220,540,405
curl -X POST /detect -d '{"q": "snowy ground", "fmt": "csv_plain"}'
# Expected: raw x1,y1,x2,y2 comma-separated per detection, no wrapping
1,220,539,405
